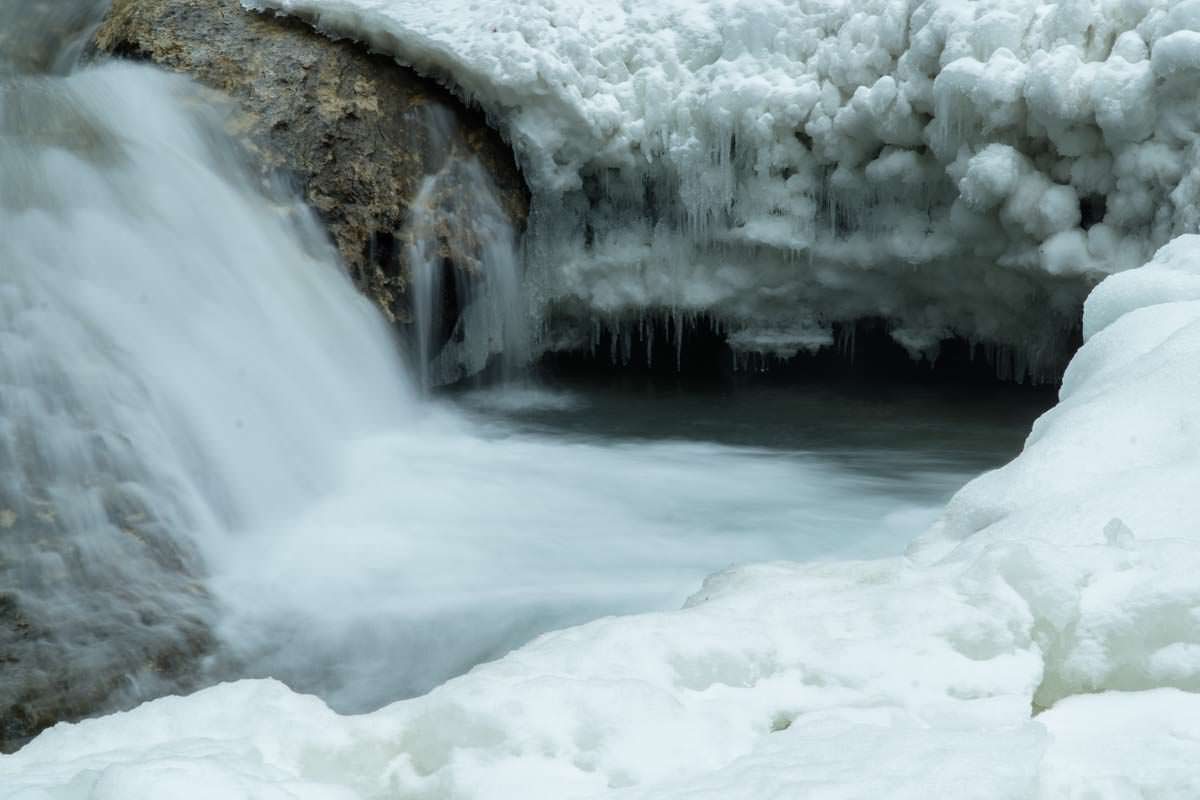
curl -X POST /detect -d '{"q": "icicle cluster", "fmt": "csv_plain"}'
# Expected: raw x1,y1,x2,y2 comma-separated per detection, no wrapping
249,0,1200,379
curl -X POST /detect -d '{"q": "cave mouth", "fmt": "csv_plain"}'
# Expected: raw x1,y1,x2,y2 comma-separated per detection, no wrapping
445,313,1077,394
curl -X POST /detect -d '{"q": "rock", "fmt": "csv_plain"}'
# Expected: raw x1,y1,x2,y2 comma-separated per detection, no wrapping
0,478,215,753
91,0,528,325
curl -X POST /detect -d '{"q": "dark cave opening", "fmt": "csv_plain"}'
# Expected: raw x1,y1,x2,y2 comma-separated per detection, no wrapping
529,314,1076,394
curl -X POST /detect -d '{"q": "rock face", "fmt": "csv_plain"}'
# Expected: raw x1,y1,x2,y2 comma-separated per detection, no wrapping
92,0,528,324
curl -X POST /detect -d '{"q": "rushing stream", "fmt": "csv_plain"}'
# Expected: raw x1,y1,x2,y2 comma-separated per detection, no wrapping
2,0,1048,739
216,378,1047,711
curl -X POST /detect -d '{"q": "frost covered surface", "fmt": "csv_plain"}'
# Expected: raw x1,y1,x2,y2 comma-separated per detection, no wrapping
246,0,1200,376
9,236,1200,796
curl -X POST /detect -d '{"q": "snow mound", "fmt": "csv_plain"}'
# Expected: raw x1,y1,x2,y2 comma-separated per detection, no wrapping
247,0,1200,376
8,541,1200,797
8,235,1200,795
920,233,1200,559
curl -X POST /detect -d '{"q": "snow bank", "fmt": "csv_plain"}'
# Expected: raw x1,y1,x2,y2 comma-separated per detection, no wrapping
7,236,1200,795
921,234,1200,559
245,0,1200,376
6,545,1200,797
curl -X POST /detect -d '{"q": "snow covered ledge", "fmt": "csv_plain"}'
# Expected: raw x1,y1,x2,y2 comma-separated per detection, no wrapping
7,236,1200,796
242,0,1200,380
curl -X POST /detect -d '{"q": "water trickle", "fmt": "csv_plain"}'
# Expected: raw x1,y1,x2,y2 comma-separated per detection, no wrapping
0,0,110,77
405,106,528,389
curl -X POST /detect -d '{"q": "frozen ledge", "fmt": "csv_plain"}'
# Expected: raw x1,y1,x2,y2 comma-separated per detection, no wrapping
244,0,1200,380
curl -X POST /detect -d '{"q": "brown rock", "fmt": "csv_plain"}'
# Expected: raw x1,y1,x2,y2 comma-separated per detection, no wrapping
92,0,529,323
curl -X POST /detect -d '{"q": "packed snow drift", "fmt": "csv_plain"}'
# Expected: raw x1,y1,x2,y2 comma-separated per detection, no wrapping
246,0,1200,378
7,234,1200,796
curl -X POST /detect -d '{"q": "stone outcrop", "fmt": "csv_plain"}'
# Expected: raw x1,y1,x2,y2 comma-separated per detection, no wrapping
92,0,528,324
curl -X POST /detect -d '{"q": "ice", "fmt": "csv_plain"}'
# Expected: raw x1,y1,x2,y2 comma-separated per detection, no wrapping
245,0,1200,376
920,235,1200,559
1038,690,1200,797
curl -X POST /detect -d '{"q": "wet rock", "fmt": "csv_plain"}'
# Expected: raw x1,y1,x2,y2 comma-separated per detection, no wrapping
92,0,528,323
0,480,214,753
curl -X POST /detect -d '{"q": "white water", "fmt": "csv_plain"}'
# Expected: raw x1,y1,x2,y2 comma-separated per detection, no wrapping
0,1,109,77
2,8,1037,728
0,48,419,717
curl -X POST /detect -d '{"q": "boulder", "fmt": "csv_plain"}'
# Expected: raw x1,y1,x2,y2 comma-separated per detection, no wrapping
92,0,528,324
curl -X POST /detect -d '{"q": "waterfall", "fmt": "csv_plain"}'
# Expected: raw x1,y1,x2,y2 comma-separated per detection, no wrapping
0,8,415,732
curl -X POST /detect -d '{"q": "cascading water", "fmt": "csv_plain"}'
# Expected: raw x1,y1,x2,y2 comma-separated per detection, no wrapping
0,1,108,77
1,0,1046,748
405,106,528,389
0,3,412,739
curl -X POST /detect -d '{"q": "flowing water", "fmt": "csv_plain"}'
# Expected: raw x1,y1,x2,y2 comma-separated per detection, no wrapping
1,1,1048,733
209,374,1046,711
406,105,528,390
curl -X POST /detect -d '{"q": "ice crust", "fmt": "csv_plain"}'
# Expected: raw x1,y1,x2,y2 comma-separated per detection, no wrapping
8,236,1200,797
246,0,1200,376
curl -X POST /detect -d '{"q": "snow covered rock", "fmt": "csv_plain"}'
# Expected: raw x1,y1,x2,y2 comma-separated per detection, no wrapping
242,0,1200,378
94,0,528,327
920,234,1200,560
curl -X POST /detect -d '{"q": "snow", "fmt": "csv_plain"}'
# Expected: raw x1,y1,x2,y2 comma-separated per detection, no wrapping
7,541,1200,797
7,237,1200,796
245,0,1200,376
918,234,1200,561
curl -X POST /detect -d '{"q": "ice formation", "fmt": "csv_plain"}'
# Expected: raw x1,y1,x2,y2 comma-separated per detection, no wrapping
245,0,1200,378
8,235,1200,796
9,1,1200,794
